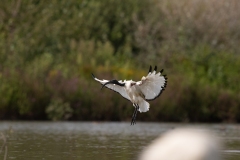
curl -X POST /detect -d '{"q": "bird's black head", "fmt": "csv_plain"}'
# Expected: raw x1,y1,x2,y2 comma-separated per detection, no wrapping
101,79,125,90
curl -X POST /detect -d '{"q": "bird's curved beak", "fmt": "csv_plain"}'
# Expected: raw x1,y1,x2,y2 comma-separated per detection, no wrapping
101,80,125,90
101,81,114,90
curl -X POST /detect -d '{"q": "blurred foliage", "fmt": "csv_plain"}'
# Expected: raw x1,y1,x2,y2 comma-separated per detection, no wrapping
46,98,73,121
0,0,240,122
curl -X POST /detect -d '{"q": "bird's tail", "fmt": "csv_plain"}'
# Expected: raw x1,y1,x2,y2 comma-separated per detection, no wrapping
138,100,150,113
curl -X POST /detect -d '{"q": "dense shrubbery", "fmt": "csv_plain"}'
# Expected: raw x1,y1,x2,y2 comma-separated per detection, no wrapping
0,0,240,122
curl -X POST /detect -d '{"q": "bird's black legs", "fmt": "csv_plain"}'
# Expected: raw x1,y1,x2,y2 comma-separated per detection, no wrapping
131,104,139,125
131,106,137,125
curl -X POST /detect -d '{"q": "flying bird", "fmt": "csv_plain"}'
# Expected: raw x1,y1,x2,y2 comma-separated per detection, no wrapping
92,66,167,125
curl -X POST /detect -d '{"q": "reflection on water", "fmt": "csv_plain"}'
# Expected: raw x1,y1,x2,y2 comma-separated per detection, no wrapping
0,122,239,160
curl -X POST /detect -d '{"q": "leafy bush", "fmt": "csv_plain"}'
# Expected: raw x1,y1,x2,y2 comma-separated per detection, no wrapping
46,98,73,121
0,0,239,122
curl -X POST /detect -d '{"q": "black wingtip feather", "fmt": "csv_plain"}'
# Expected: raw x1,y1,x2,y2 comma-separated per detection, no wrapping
149,65,152,73
154,66,157,71
160,69,164,73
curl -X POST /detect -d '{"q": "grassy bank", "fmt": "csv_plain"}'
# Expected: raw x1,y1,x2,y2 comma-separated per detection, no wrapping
0,0,240,122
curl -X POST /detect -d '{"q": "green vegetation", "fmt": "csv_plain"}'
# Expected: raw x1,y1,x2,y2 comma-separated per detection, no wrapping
0,0,240,122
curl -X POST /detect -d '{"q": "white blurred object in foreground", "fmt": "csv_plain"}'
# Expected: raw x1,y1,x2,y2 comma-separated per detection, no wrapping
140,128,221,160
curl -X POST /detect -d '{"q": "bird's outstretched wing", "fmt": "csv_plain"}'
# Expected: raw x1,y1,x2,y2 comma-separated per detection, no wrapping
92,74,131,101
136,66,167,101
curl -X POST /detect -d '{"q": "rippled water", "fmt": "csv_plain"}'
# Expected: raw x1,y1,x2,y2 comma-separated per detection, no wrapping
0,122,239,160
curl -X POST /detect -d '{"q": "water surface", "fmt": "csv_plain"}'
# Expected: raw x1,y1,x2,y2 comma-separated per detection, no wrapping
0,122,240,160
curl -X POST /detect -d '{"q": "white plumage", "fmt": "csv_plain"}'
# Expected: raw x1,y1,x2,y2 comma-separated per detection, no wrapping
92,66,167,125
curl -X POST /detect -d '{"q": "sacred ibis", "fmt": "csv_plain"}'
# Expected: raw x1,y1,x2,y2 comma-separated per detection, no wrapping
92,66,167,125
